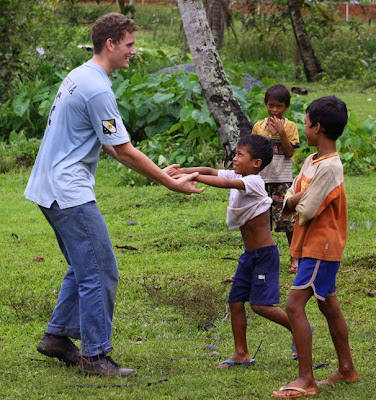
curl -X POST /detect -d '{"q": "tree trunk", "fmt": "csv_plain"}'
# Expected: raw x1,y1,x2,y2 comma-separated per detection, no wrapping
118,0,135,18
118,0,126,15
205,0,229,49
177,0,252,161
287,0,323,82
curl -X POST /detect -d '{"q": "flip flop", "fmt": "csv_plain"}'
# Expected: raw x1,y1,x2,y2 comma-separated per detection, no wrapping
291,344,298,360
217,359,255,368
272,386,318,398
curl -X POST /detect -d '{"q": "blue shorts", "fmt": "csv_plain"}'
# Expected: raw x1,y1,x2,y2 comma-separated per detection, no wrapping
228,245,280,305
292,258,340,301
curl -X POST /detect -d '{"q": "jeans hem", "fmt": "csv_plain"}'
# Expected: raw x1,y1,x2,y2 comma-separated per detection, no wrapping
46,324,81,340
81,340,113,357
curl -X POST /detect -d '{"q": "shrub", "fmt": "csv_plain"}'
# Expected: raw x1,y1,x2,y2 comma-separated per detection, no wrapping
0,136,41,173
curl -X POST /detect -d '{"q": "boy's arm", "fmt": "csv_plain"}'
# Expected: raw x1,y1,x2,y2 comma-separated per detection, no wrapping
290,166,342,226
102,143,204,194
285,191,304,212
163,165,245,190
195,174,245,190
295,167,340,225
164,165,218,177
268,116,294,157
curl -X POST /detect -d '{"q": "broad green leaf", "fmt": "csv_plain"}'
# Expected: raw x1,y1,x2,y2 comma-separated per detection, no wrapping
136,105,149,117
180,105,194,121
175,154,186,164
114,80,131,98
13,95,30,117
152,93,175,104
146,108,163,123
187,129,201,140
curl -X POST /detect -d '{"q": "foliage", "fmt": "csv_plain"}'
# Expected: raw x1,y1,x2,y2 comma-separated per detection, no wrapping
1,0,376,177
0,136,41,173
0,0,104,103
0,74,64,142
339,114,376,174
109,69,223,184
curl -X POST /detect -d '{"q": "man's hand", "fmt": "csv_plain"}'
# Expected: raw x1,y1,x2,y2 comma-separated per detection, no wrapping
170,172,205,194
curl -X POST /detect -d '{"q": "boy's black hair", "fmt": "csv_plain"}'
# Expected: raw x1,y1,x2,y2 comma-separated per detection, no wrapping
264,84,291,107
237,135,273,171
306,95,348,141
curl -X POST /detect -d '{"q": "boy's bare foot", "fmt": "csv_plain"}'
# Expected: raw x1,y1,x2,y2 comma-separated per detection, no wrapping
216,354,252,369
317,370,359,386
272,378,318,398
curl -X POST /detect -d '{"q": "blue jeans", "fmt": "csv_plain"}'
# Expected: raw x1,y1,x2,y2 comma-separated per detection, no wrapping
39,201,118,357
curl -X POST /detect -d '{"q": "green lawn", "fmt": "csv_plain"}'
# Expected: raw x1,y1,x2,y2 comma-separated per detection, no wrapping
288,83,376,122
0,162,375,399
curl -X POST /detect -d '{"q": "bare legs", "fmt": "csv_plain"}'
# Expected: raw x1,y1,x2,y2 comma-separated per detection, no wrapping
217,301,292,368
272,288,358,397
317,295,358,385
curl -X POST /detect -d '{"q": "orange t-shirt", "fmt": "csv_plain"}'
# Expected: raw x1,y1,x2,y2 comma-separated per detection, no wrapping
285,152,347,261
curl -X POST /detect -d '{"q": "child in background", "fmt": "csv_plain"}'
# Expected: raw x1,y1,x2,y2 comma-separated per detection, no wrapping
252,84,300,273
166,135,294,368
272,96,358,398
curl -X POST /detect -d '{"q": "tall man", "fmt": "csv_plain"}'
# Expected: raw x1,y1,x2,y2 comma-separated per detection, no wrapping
25,13,203,377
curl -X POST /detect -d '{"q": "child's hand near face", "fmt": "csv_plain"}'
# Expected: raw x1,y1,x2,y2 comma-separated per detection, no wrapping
268,116,285,136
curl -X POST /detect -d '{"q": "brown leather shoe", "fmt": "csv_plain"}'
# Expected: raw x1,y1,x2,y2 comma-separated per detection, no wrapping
37,333,80,365
78,355,136,377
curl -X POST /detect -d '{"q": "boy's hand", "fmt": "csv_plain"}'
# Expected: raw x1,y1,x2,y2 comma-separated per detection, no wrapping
163,164,180,178
171,172,205,194
268,116,285,136
287,191,305,211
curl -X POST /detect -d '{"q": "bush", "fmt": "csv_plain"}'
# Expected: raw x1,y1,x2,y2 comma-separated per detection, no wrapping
0,136,41,173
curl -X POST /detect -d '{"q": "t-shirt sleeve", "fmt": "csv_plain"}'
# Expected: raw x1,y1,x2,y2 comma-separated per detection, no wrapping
251,120,263,135
285,120,300,147
87,91,130,145
241,175,265,196
217,170,239,179
296,165,340,225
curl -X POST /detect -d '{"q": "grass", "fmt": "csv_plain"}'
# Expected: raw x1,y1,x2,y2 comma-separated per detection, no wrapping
285,82,376,122
0,160,376,399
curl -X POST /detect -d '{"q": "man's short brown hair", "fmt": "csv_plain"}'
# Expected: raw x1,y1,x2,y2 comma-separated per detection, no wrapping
91,13,138,54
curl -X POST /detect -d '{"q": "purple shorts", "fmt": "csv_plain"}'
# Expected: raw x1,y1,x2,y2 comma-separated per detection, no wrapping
228,245,280,305
292,258,340,301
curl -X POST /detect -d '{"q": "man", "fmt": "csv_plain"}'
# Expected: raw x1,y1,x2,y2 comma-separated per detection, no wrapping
25,13,203,378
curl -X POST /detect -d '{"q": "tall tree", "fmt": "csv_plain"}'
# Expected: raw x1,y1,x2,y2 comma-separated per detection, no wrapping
204,0,231,49
177,0,253,162
117,0,135,18
287,0,323,81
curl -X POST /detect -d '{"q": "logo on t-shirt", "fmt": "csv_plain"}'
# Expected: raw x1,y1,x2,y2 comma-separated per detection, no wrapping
102,119,117,134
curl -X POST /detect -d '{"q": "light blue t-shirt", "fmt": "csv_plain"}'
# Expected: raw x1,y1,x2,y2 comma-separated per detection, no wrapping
25,61,130,209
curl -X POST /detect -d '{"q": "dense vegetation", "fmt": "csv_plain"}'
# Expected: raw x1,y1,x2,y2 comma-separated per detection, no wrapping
0,0,375,176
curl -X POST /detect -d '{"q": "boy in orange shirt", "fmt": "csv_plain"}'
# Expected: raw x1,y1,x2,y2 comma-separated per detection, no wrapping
272,96,358,398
